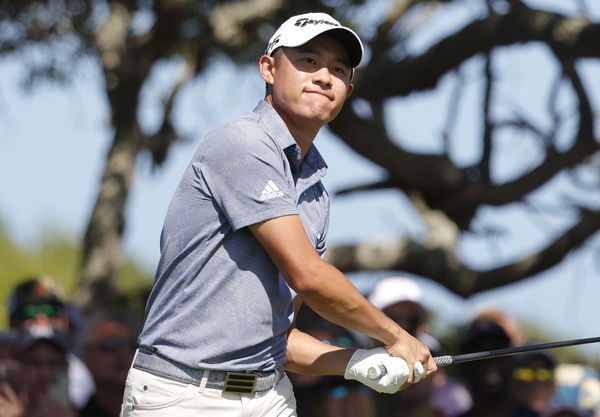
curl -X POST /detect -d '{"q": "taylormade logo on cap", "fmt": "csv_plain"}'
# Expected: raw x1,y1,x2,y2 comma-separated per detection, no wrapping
294,17,339,28
265,12,364,68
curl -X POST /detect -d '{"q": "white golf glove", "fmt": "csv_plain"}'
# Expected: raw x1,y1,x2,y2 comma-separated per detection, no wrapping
344,347,410,393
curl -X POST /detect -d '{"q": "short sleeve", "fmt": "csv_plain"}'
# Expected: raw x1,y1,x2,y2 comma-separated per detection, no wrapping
194,123,299,230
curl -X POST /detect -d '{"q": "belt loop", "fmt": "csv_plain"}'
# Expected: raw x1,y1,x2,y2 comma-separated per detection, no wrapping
198,369,210,393
269,369,279,393
130,349,140,371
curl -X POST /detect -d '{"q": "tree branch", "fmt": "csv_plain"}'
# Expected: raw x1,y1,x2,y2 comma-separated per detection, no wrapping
326,207,600,297
357,7,600,101
142,57,196,167
479,52,494,182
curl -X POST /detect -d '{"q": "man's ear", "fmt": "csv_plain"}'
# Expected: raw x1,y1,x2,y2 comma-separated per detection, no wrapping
346,82,354,99
259,55,276,86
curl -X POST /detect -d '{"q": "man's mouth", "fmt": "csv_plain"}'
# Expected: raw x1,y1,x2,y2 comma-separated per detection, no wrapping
305,90,333,100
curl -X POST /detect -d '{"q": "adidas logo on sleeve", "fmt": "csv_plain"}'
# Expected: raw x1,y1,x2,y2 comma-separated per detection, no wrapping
260,180,284,201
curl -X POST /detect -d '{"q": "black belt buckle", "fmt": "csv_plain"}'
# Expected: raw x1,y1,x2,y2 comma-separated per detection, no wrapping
223,371,258,394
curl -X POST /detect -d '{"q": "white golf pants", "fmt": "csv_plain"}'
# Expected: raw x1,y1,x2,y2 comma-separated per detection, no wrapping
120,368,297,417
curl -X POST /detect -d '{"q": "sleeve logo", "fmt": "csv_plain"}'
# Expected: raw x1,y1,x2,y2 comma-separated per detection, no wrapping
260,180,284,201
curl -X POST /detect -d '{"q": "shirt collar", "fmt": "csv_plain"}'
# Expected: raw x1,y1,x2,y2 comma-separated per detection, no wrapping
302,144,328,179
254,100,296,150
253,100,328,180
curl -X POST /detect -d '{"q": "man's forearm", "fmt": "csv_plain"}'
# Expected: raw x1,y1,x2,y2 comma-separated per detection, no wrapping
297,258,406,347
284,328,354,375
249,215,415,353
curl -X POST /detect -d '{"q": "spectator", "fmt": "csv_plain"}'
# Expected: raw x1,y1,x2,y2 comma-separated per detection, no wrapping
8,276,95,409
456,318,516,417
0,344,23,417
510,350,558,417
476,308,526,347
16,325,77,417
79,310,140,417
368,276,427,337
368,276,471,417
541,405,589,417
552,363,600,417
0,331,17,361
432,370,475,417
307,376,374,417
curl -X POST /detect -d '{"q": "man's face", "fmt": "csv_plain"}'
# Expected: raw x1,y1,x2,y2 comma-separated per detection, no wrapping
21,341,68,390
383,301,426,336
83,319,137,387
460,336,513,398
265,34,354,127
512,356,556,412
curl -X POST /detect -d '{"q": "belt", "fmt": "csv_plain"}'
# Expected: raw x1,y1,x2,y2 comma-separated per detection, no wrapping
132,349,283,394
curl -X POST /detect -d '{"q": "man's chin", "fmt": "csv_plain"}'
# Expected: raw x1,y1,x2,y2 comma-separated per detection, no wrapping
303,107,338,124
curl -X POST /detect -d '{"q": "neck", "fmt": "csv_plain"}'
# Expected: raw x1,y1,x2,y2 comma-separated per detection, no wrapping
264,96,321,160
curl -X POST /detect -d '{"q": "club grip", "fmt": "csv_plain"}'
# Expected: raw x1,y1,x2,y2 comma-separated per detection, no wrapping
368,355,453,379
434,355,453,367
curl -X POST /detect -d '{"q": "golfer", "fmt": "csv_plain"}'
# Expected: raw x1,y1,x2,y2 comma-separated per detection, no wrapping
120,12,435,417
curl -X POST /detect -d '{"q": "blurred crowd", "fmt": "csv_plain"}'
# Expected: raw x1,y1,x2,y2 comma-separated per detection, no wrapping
1,275,599,417
0,276,140,417
290,276,600,417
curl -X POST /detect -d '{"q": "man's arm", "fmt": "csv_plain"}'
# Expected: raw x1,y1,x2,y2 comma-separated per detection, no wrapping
249,215,436,381
285,328,416,393
285,328,353,376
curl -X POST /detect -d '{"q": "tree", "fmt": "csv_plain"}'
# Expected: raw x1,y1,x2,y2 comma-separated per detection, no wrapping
1,0,599,312
0,223,150,326
325,0,600,296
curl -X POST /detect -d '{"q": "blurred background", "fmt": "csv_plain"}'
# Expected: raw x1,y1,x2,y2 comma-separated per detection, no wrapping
1,0,600,362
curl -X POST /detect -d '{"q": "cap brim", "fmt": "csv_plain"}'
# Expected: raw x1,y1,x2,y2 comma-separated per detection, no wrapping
324,28,363,68
270,26,363,68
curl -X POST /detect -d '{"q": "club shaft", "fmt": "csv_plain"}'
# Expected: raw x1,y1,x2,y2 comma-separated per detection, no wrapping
369,336,600,378
435,336,600,367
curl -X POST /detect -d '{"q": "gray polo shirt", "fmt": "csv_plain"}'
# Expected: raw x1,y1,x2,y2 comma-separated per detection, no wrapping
138,100,329,372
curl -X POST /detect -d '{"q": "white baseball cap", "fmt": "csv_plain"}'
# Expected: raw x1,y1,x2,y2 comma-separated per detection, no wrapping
368,276,423,311
265,12,364,68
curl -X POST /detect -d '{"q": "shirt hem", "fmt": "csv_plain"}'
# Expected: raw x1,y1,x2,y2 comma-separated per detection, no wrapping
230,207,299,231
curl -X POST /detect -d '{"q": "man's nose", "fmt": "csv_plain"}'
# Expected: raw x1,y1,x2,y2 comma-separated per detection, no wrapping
312,66,332,86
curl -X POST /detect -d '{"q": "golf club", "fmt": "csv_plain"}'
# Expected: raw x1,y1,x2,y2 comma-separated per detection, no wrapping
368,336,600,379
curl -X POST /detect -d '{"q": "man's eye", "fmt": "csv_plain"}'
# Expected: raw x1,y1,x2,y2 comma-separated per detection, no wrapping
333,66,347,75
303,57,316,64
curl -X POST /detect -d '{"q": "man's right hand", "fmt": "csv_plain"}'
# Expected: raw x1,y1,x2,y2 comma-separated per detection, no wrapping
384,330,437,384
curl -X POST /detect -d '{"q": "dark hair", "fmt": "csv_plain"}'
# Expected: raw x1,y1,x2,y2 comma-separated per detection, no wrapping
459,319,511,353
82,309,142,345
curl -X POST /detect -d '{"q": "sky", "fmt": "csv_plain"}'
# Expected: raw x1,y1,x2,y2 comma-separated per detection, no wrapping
1,0,600,359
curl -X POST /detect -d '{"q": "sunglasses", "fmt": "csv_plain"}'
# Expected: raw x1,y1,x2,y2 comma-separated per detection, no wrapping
91,336,137,353
329,384,371,400
18,303,63,320
513,367,554,382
